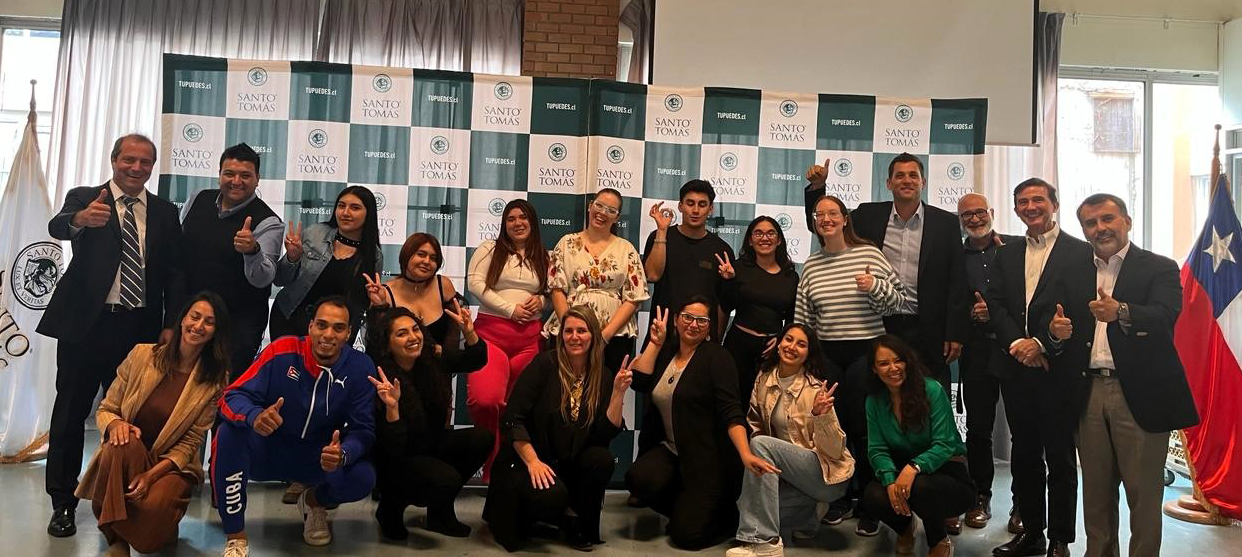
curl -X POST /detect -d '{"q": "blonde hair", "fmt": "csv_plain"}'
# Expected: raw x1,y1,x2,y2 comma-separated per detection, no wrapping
556,305,608,426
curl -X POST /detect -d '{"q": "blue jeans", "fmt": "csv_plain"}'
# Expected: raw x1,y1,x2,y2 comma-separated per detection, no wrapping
736,435,848,543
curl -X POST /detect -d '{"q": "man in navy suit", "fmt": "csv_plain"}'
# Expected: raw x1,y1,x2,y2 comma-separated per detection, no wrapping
37,134,183,537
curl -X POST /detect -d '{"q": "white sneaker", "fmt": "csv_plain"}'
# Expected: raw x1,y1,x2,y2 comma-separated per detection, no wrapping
725,539,784,557
223,538,249,557
297,488,332,546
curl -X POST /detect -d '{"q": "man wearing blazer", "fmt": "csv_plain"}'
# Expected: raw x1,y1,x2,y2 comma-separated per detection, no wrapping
1071,193,1198,557
36,134,183,537
984,178,1093,557
805,153,969,391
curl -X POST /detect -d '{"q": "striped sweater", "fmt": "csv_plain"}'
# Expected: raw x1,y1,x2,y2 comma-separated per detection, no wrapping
794,245,906,341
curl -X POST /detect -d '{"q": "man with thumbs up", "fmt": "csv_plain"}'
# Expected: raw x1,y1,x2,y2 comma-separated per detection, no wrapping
1072,194,1197,557
214,297,377,556
179,142,283,377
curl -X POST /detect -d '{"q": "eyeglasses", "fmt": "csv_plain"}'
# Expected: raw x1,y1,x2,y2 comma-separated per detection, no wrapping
678,312,711,326
812,212,842,221
751,230,778,239
591,201,620,217
959,209,989,222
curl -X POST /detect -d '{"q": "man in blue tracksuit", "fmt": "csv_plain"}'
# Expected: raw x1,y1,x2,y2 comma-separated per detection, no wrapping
213,296,376,557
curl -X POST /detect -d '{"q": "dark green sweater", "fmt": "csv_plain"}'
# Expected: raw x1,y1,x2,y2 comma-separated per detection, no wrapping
865,378,966,485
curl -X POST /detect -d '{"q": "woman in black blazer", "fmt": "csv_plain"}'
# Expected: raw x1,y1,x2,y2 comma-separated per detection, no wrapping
625,295,770,550
483,305,630,552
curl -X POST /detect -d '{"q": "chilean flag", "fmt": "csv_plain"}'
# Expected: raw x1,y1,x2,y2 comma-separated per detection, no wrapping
1175,176,1242,520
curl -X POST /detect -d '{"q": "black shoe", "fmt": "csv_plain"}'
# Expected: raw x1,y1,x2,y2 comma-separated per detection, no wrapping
821,500,854,525
1046,541,1070,557
1008,507,1025,534
426,515,472,538
375,502,409,540
47,507,76,538
855,517,881,537
993,532,1048,557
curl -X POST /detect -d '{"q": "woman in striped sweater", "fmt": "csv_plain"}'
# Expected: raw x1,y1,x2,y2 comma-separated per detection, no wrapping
794,194,904,536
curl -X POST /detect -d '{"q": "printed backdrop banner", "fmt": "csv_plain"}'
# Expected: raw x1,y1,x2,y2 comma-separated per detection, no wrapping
161,54,987,478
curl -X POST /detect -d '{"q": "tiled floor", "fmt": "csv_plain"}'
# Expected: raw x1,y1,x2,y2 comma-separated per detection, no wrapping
0,431,1237,556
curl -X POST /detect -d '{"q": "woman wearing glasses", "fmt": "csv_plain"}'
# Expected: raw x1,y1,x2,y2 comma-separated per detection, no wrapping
796,194,906,536
717,216,799,405
543,188,649,375
625,296,761,550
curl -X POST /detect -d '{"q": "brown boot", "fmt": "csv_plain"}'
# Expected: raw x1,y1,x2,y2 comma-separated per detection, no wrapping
944,516,962,535
929,538,954,557
964,495,992,528
1007,506,1024,534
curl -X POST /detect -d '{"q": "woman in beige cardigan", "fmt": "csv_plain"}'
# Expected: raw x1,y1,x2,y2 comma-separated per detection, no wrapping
728,323,855,557
76,292,232,556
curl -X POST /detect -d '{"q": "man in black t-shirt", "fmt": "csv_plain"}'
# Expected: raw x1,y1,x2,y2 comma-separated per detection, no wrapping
643,179,734,341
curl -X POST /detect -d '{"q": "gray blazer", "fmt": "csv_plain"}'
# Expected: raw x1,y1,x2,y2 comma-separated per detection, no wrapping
274,222,383,317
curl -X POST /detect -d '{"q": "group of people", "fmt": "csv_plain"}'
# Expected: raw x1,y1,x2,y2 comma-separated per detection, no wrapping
34,133,1197,557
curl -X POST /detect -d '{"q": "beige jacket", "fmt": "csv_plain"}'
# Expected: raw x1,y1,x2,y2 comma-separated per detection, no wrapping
76,344,223,498
747,369,854,485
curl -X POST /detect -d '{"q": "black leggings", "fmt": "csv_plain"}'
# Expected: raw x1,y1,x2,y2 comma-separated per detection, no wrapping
376,427,492,517
625,445,736,550
820,339,874,515
484,446,615,552
722,324,773,406
861,460,976,545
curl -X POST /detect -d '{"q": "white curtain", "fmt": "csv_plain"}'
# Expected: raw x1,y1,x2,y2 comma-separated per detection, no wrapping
46,0,319,203
315,0,522,74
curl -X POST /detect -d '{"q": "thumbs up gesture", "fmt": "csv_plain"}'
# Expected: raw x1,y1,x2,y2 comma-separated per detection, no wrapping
73,188,112,228
233,216,258,254
805,157,831,187
855,265,875,293
972,291,989,322
1088,286,1121,322
1049,303,1073,341
253,397,284,436
320,429,344,472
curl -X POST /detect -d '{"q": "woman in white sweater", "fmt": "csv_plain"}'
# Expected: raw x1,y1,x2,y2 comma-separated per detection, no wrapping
466,199,550,482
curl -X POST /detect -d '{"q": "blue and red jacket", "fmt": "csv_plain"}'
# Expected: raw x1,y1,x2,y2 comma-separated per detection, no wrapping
219,336,377,464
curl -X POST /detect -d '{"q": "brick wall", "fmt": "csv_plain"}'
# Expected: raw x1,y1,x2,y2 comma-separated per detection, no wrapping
522,0,619,78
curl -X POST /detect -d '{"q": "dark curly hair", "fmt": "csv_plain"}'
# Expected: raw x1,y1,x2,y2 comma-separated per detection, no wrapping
865,334,930,432
365,306,450,415
757,323,830,381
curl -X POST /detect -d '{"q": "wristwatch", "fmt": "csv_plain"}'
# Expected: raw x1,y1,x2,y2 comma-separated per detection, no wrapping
1117,302,1131,327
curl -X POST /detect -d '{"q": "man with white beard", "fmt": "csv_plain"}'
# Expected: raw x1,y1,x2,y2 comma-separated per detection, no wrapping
956,193,1023,533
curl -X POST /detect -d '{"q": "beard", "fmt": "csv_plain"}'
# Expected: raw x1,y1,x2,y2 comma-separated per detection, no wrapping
963,223,993,240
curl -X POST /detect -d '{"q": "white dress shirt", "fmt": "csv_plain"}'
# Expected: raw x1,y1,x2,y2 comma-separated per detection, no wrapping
1089,241,1131,369
883,202,924,314
1008,222,1060,351
106,181,147,306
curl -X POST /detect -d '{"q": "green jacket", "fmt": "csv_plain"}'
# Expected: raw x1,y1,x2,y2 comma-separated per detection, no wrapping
865,378,966,485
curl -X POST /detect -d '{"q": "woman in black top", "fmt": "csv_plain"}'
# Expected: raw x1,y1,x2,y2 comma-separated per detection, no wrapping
483,305,629,552
718,216,799,404
625,296,770,550
366,304,492,540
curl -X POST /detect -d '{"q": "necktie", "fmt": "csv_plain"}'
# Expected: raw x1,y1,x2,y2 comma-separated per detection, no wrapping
118,195,145,308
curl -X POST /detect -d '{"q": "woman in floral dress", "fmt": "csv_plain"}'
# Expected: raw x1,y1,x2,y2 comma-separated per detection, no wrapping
543,187,649,375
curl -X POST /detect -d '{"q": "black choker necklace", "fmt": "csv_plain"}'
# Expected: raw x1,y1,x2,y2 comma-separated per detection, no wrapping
334,233,362,248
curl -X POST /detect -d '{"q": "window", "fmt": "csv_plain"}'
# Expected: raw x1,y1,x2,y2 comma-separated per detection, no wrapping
0,22,60,197
1151,83,1221,261
1091,94,1137,153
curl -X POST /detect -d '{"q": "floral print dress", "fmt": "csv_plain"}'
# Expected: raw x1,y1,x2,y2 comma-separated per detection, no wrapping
542,232,649,338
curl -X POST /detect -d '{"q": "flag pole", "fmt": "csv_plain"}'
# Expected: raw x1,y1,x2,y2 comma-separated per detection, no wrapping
27,79,36,126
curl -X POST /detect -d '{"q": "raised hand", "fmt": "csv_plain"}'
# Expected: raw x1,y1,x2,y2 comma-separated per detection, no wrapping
805,157,831,187
73,188,112,228
106,420,142,446
363,272,388,307
855,265,875,293
233,216,257,254
320,430,343,472
648,201,674,231
972,291,989,322
368,366,401,409
446,299,478,341
715,252,736,280
284,221,304,262
1088,287,1120,322
1049,303,1073,340
761,336,778,357
613,355,634,393
812,382,838,416
648,306,669,347
253,397,284,436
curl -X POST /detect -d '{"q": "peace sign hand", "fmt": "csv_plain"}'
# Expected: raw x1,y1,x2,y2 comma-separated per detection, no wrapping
363,272,388,307
812,382,838,416
613,355,634,394
446,299,478,342
284,221,304,262
715,252,736,280
368,366,402,409
648,306,669,347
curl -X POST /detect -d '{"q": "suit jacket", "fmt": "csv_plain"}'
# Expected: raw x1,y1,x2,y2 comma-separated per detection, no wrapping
1081,245,1198,433
76,343,224,497
984,229,1093,407
804,189,969,356
38,183,182,343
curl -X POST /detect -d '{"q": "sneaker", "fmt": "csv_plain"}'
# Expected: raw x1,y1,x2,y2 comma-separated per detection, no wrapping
821,501,854,525
282,482,306,504
223,538,249,557
855,517,880,537
297,489,332,546
725,539,785,557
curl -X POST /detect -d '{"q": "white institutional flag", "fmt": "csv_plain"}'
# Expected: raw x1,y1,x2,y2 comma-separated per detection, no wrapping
0,114,60,462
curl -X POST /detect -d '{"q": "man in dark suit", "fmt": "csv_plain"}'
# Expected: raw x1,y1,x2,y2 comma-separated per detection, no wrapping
804,152,968,536
1071,193,1198,557
984,178,1093,557
37,134,183,537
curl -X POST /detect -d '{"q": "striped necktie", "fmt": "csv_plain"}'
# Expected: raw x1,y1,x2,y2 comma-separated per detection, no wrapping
118,195,145,308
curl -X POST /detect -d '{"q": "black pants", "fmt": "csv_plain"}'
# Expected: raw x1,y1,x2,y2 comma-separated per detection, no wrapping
626,445,736,550
227,309,267,380
722,324,773,406
1001,372,1078,542
484,445,615,552
883,314,951,393
820,339,873,516
959,334,1007,499
377,427,491,518
46,308,148,510
862,460,976,546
